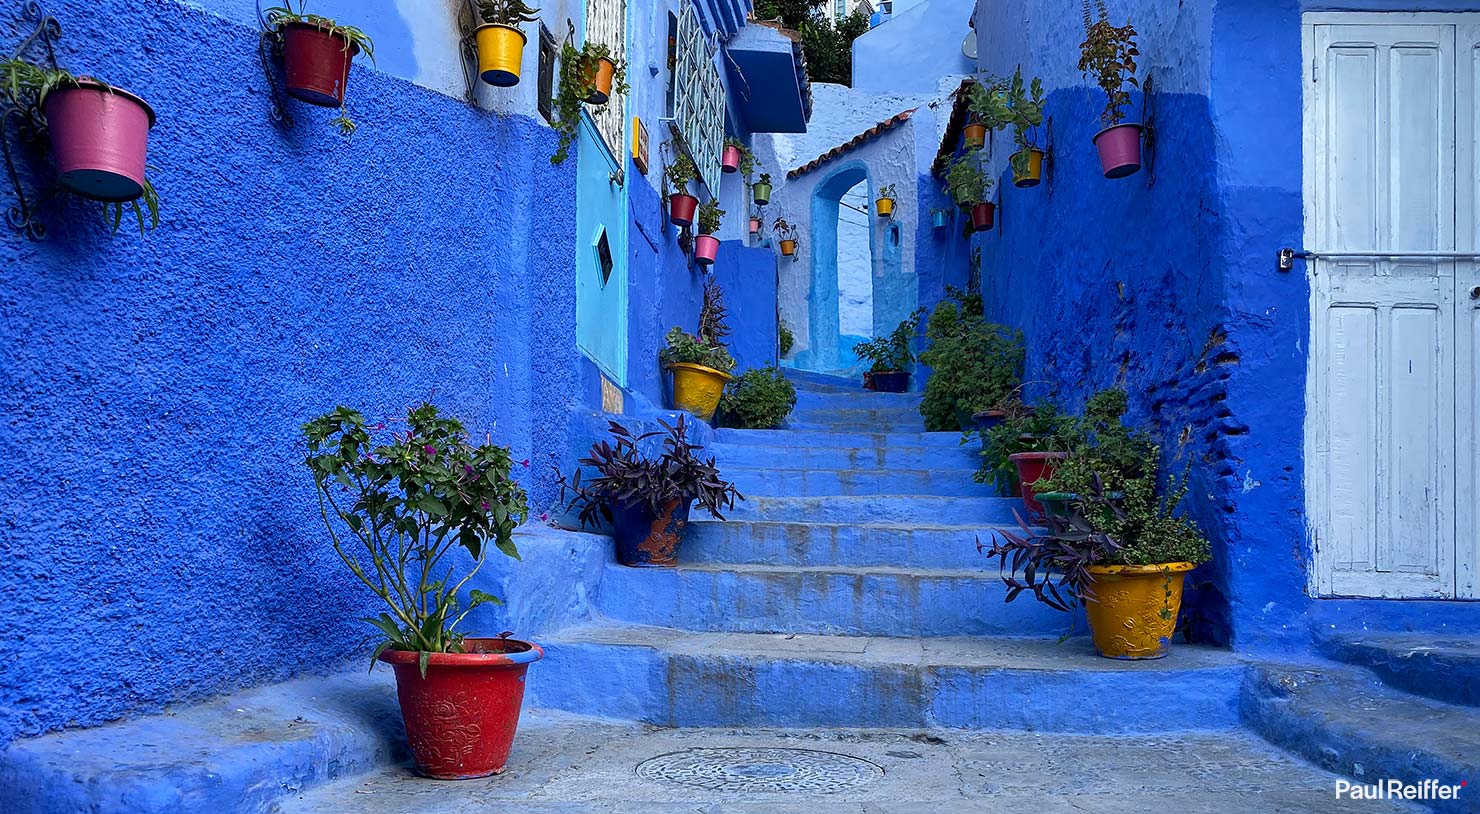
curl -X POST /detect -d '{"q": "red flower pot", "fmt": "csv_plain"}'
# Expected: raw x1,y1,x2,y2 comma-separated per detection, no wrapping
970,202,995,232
1093,123,1143,179
379,638,543,779
721,144,741,173
669,193,699,227
749,217,760,235
44,81,155,202
282,21,359,107
1008,451,1067,519
695,234,720,265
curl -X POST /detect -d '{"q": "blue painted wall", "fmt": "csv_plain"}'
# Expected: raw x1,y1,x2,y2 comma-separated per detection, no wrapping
852,0,974,93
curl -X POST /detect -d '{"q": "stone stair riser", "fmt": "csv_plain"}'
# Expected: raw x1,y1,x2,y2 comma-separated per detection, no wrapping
711,443,980,471
794,390,921,411
726,468,984,498
716,429,966,447
724,496,1019,525
683,521,1007,569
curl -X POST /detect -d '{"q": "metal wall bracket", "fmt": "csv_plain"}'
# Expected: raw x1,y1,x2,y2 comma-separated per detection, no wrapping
3,1,62,240
1142,74,1158,188
456,0,481,106
256,24,295,128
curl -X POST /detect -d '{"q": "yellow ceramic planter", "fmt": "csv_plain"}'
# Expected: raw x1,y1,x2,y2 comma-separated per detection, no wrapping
474,24,527,87
668,362,731,422
1013,148,1045,188
1084,562,1195,660
875,198,894,218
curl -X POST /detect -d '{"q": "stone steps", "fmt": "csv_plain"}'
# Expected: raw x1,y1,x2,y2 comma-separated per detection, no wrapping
684,519,1009,569
794,388,920,411
1316,631,1480,707
715,428,964,447
710,441,979,470
725,466,983,497
721,494,1018,524
530,624,1245,731
593,562,1077,637
1240,663,1479,814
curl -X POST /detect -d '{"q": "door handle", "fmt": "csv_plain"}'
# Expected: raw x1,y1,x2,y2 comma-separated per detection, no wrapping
1472,286,1480,300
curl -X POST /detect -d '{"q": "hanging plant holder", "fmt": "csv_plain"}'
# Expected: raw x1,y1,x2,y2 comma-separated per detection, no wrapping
971,201,995,232
46,81,155,202
281,22,359,107
474,24,527,87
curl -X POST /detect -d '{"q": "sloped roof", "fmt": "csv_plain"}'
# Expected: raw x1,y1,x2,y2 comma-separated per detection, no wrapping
787,108,917,179
931,78,977,177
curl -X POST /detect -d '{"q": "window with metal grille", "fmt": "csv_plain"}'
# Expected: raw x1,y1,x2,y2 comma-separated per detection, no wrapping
672,1,725,195
585,0,626,162
537,24,557,124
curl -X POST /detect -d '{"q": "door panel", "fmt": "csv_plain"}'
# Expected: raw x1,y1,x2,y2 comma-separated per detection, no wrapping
1459,25,1479,597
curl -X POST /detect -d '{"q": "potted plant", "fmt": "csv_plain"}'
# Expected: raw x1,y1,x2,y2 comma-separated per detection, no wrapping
301,404,535,779
720,366,797,429
930,207,950,230
473,0,540,87
580,42,627,105
1004,67,1047,187
773,216,798,256
945,149,994,232
0,59,160,234
874,183,897,218
1079,1,1141,178
660,279,737,422
549,40,629,164
778,322,795,358
962,116,986,150
749,208,762,238
753,172,773,205
722,137,755,176
982,464,1212,659
556,416,742,567
917,287,1024,432
665,152,700,227
266,3,376,135
975,402,1071,499
695,198,724,266
855,308,925,393
1031,388,1153,518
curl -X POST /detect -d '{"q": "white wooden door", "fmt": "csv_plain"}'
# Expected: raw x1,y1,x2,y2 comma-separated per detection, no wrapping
1458,20,1480,597
1305,14,1480,598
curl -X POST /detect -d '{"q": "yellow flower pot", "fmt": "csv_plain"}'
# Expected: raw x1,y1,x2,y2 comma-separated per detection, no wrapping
668,362,731,422
1084,562,1195,660
875,198,894,218
1013,148,1045,188
474,24,527,87
963,122,986,149
779,239,796,257
586,56,615,105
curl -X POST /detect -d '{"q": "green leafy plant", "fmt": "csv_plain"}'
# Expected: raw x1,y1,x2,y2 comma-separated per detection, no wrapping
751,0,825,29
1033,388,1155,496
660,278,736,373
855,308,925,374
756,172,772,187
0,59,160,235
965,73,1013,134
266,2,377,135
918,289,1024,432
778,322,795,357
944,150,992,208
697,198,725,235
550,41,630,164
724,137,756,180
772,216,796,241
665,152,699,198
799,9,870,86
1004,66,1047,178
581,42,630,98
721,366,797,429
477,0,540,25
875,183,898,202
974,402,1073,495
302,403,529,676
1078,0,1139,126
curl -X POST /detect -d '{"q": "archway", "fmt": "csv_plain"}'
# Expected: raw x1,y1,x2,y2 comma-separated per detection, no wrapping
803,161,877,374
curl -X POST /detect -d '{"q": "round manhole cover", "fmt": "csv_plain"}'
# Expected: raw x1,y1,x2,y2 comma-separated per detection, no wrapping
635,747,884,794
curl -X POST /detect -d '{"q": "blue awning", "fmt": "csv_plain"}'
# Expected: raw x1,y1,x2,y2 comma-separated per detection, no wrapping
722,22,813,134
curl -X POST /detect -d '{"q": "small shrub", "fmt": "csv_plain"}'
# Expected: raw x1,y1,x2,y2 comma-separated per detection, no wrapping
855,308,925,373
918,289,1023,432
778,323,795,357
721,366,797,429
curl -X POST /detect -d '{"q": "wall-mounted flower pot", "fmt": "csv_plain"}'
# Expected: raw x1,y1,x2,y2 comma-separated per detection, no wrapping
963,122,986,149
1008,451,1066,519
585,57,615,104
970,201,995,232
474,24,527,87
749,217,760,235
1092,123,1143,179
779,238,797,257
1013,148,1045,188
721,144,741,173
282,21,359,106
931,210,948,230
44,81,156,202
875,197,894,218
669,193,699,227
610,498,691,567
695,234,719,265
1085,562,1196,659
752,181,772,205
378,638,543,778
669,361,731,422
869,370,910,393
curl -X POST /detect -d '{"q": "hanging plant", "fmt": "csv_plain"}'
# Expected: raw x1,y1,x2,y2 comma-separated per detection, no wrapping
944,149,994,232
1078,0,1142,178
550,40,630,164
265,2,376,135
752,172,773,205
695,199,724,266
473,0,540,87
874,182,898,218
721,137,755,177
1004,66,1047,187
664,151,700,226
773,215,798,256
0,59,160,235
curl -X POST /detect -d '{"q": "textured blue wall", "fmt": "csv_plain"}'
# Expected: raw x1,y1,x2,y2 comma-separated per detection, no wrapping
0,0,578,746
852,0,974,93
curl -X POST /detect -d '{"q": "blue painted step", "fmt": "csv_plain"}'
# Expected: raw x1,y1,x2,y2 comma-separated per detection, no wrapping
794,389,920,411
1317,632,1480,707
684,520,1007,569
594,562,1075,636
722,494,1018,524
711,441,980,470
1240,663,1479,814
716,428,965,447
533,624,1245,732
787,406,924,425
725,466,982,497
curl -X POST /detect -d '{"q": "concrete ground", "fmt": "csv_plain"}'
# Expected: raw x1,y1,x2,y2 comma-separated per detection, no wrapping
271,711,1422,813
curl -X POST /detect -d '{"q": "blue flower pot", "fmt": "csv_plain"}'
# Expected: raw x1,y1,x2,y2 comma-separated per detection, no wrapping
931,210,948,230
609,498,691,567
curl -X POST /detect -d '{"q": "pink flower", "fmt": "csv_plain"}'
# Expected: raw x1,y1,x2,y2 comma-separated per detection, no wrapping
519,459,530,468
424,445,436,456
481,501,491,511
539,512,549,522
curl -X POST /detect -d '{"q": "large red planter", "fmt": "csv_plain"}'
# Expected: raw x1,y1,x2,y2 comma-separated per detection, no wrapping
695,234,720,265
379,638,543,779
721,144,741,173
1008,451,1067,519
282,21,359,107
669,193,699,227
44,81,155,202
970,202,995,232
1093,123,1143,179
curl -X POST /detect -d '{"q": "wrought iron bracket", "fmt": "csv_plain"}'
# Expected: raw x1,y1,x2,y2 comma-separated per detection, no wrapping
1043,115,1055,196
3,1,62,240
1142,74,1158,188
457,0,481,106
257,26,295,128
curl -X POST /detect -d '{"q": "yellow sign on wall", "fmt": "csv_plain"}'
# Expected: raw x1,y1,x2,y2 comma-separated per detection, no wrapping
633,117,650,175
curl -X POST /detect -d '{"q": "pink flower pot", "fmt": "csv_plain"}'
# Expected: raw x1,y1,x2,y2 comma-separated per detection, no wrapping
749,217,760,235
721,144,741,173
1092,123,1143,179
970,202,995,232
695,234,720,265
669,193,698,227
45,81,156,203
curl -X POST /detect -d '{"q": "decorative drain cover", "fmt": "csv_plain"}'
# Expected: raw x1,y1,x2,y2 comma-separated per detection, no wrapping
635,747,884,794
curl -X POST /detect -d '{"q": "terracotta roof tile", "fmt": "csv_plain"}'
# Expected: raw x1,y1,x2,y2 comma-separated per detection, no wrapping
787,108,917,180
932,78,977,178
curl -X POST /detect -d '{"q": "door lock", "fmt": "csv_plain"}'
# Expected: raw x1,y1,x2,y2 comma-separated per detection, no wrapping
1471,286,1480,300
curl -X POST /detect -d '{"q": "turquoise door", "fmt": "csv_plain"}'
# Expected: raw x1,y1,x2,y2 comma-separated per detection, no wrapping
574,112,629,386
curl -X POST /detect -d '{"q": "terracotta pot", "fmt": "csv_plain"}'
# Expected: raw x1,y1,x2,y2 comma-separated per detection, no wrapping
282,21,359,106
44,81,155,202
779,238,796,256
721,144,741,173
963,122,986,149
695,234,719,265
669,193,699,227
1093,123,1143,179
970,202,995,232
749,217,760,235
1085,563,1196,659
1008,451,1066,519
378,638,543,779
610,498,692,567
585,56,615,105
474,24,527,87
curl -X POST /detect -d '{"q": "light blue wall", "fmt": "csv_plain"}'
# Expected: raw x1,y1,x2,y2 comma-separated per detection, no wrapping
852,0,973,93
